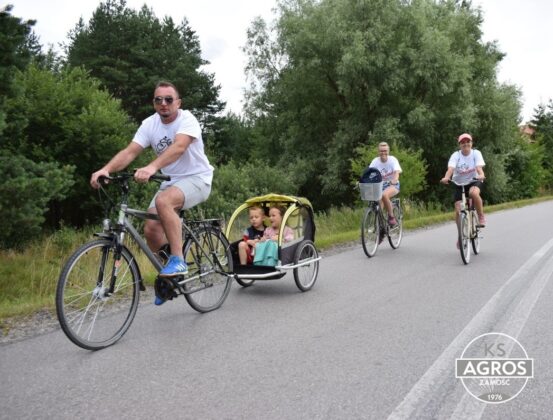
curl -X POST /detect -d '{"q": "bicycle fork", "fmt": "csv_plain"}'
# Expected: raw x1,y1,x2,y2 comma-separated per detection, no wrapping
92,243,121,299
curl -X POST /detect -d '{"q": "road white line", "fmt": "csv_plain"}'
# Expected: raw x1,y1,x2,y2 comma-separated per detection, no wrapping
387,237,553,420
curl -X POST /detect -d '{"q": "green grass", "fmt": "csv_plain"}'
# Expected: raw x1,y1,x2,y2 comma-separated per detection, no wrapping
1,195,552,323
0,226,158,323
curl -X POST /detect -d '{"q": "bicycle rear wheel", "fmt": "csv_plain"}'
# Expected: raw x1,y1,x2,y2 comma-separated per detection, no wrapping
388,201,403,249
361,206,379,257
56,239,140,350
183,227,233,313
459,213,471,264
471,211,481,254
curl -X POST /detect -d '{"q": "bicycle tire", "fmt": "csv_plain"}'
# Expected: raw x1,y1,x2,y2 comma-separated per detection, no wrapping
183,227,233,313
293,240,319,292
56,239,140,350
388,201,403,249
459,213,471,264
471,211,481,255
361,206,379,258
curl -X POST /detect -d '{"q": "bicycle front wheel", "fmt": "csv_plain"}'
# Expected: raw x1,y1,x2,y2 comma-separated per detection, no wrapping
471,211,481,255
388,201,403,249
459,213,471,264
183,227,233,313
361,206,379,257
56,239,140,350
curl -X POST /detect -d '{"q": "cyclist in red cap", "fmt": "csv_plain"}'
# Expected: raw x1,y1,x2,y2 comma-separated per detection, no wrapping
440,133,486,246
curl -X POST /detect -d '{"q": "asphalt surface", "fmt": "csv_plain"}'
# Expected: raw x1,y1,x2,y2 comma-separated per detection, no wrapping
1,201,553,419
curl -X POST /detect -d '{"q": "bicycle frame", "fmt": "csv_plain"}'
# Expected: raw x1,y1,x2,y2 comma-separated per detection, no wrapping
454,182,478,237
361,195,402,258
369,198,400,229
104,205,230,289
450,179,482,264
98,174,230,290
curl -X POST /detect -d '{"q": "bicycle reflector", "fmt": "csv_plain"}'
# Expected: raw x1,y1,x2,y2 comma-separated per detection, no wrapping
359,167,383,183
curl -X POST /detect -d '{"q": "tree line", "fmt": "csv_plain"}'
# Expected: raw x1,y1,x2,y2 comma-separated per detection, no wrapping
1,0,552,250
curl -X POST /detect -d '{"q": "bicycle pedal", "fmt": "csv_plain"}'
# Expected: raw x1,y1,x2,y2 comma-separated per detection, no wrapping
138,279,146,292
154,277,179,300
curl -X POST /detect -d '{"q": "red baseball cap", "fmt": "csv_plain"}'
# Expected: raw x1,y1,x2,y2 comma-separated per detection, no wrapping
458,133,472,143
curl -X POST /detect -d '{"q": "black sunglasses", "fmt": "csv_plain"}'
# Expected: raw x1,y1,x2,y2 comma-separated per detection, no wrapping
153,96,176,105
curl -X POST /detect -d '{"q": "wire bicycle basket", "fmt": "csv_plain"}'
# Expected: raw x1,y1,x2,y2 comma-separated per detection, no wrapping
359,167,383,201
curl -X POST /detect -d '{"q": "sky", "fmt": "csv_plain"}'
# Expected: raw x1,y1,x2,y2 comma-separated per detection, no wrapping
7,0,553,122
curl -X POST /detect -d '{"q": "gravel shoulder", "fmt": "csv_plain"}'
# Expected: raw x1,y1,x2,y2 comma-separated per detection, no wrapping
0,288,158,346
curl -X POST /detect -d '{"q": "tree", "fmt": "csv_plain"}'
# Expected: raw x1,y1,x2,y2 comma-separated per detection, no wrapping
244,0,521,209
531,100,553,189
203,112,257,166
65,0,223,125
0,5,41,134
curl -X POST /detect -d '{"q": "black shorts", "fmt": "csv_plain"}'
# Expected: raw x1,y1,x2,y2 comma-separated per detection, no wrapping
453,181,484,202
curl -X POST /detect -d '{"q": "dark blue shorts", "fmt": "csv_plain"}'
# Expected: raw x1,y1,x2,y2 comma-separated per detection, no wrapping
453,181,484,202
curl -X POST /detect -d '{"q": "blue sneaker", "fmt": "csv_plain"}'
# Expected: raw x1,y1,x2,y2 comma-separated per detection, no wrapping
154,296,166,306
159,255,188,277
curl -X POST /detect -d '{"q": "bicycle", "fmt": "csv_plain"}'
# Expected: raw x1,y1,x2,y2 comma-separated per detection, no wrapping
450,179,482,264
56,172,233,350
360,181,403,258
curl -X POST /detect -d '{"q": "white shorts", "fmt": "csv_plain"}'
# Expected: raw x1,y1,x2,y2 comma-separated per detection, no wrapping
148,175,211,210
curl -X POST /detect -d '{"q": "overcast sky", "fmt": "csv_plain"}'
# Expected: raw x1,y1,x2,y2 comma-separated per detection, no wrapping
7,0,553,122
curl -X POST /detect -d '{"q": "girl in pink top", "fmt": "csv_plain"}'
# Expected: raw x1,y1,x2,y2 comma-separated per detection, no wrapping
263,206,294,243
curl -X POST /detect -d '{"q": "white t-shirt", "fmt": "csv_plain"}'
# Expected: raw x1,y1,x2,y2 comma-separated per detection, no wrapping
133,109,214,186
448,149,485,184
369,155,402,182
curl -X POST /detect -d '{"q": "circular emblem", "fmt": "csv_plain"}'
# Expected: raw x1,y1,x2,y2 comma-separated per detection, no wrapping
456,333,533,404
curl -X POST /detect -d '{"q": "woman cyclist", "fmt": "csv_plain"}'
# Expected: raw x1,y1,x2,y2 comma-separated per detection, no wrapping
440,133,486,248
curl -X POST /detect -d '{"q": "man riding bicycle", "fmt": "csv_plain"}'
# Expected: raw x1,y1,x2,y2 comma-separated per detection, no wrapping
440,133,486,248
90,81,213,287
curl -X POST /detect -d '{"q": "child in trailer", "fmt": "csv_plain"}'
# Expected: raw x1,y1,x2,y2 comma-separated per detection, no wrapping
253,205,294,266
263,205,294,243
238,206,266,265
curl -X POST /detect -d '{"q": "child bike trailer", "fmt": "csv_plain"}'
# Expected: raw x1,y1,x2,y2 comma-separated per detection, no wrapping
225,193,321,292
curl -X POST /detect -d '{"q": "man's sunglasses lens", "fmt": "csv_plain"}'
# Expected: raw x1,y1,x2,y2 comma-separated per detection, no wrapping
154,96,174,105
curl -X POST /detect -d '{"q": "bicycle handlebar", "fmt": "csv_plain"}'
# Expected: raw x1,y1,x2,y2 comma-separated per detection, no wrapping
448,177,483,187
98,171,171,185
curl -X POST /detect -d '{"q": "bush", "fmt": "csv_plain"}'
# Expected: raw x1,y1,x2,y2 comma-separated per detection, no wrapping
203,160,298,218
0,154,74,249
2,64,135,227
503,138,546,200
350,143,428,200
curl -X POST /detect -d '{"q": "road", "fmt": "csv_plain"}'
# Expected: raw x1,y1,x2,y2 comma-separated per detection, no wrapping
1,201,553,419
